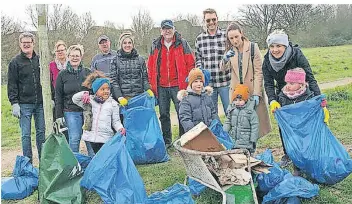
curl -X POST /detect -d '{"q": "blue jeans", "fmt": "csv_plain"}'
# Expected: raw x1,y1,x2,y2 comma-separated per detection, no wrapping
211,86,230,115
157,86,184,145
64,112,95,157
19,104,45,163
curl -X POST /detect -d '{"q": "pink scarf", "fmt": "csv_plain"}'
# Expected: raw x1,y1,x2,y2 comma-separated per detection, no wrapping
282,85,307,99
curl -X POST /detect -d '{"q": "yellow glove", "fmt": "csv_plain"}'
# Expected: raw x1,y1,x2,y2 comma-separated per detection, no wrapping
118,97,128,106
147,89,154,97
270,100,281,113
323,107,330,126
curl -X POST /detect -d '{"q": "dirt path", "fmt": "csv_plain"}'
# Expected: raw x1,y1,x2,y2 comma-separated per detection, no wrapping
2,77,352,175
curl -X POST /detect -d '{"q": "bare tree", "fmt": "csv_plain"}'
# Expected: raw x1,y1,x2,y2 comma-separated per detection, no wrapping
238,4,282,48
172,13,202,25
77,12,96,40
131,9,154,53
1,14,24,35
25,5,38,29
104,20,116,29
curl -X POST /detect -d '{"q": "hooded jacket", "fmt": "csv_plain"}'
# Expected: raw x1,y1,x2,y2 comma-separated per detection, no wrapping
262,43,321,103
110,49,150,99
72,91,123,143
223,98,259,151
178,86,219,132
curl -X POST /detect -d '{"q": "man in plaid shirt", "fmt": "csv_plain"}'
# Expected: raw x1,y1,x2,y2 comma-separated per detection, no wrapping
195,8,231,115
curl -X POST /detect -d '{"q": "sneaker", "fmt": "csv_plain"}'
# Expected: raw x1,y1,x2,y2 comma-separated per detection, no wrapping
280,154,292,167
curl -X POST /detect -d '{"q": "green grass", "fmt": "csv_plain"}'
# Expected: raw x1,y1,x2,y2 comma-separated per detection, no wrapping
2,75,352,202
260,44,352,83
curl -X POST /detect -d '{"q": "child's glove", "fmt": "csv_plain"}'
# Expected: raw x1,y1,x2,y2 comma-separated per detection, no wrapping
223,49,235,63
147,89,154,97
118,97,128,106
323,107,330,125
11,103,21,118
321,98,327,107
270,100,281,113
82,91,90,104
119,128,126,136
253,95,260,106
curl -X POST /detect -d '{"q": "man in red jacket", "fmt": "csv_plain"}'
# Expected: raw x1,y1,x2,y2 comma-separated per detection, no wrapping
147,19,195,147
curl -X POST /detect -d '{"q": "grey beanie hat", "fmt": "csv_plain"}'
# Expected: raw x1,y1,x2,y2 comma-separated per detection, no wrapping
266,33,289,47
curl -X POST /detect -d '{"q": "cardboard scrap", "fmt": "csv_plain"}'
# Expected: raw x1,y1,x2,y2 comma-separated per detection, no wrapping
218,168,251,186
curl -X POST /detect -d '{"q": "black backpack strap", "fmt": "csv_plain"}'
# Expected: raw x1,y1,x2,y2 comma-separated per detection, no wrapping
250,42,255,81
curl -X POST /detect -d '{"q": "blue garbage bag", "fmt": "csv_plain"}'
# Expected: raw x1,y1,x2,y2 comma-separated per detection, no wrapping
73,153,92,171
210,119,234,149
1,156,38,200
255,149,290,193
81,133,147,204
146,183,194,204
263,174,319,204
121,92,169,164
187,119,234,195
275,95,352,184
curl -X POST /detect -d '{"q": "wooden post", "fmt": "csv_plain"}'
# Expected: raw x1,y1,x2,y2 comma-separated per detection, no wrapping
37,4,53,132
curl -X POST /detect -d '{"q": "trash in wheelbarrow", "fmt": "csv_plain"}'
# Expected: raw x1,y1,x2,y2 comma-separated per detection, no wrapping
180,122,226,152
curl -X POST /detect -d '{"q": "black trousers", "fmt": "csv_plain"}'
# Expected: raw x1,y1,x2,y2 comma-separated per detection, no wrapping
90,142,104,154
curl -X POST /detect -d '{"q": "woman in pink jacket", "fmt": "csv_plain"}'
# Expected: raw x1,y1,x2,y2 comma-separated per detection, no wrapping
49,40,69,139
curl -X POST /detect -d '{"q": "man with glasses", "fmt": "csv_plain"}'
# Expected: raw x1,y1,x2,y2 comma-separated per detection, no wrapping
91,35,117,75
147,19,195,147
7,32,45,163
195,8,230,115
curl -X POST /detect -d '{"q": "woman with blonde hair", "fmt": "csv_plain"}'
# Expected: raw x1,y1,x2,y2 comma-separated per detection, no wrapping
220,22,271,138
55,44,95,157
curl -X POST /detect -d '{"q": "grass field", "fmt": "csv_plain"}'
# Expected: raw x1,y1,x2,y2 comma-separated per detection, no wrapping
1,45,352,203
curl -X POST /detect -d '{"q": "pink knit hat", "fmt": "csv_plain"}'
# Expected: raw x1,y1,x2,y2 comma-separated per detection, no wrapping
285,68,306,84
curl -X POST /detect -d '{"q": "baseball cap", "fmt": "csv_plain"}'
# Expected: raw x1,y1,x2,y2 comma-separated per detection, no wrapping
97,35,109,44
161,20,174,29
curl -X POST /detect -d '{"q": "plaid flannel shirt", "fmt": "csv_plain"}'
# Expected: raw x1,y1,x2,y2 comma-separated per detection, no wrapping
195,28,231,88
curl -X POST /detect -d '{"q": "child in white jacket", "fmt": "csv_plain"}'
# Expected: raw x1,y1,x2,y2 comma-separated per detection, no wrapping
73,73,125,153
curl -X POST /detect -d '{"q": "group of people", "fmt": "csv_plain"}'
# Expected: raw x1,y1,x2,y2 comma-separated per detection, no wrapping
8,8,329,176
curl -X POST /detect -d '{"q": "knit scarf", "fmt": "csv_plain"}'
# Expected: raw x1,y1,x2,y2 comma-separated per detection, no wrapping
269,45,292,72
55,59,68,71
67,61,82,73
93,95,106,104
119,48,137,59
282,84,307,99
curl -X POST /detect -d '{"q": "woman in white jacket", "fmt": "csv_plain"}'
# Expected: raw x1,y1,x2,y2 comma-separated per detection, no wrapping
72,72,125,153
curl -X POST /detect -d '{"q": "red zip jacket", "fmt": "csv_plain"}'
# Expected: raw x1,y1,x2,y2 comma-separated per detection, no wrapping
147,32,195,96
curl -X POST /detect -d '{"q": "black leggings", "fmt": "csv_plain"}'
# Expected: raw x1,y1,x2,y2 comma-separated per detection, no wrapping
90,142,104,154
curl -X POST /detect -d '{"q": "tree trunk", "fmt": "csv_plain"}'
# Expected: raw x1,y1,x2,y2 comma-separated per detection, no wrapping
37,4,53,132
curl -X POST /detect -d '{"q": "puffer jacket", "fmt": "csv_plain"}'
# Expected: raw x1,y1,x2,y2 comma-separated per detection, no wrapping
223,99,259,151
262,43,321,103
72,91,123,143
178,86,219,132
278,87,314,107
110,49,150,100
7,51,43,105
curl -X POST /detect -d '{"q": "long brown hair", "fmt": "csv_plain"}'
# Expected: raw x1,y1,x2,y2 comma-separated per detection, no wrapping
225,22,248,52
82,70,109,89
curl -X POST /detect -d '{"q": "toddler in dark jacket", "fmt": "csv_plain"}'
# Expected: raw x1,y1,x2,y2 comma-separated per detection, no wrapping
223,84,259,154
178,68,219,132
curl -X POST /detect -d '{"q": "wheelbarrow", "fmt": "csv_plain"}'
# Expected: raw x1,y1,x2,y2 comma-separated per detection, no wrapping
173,138,258,204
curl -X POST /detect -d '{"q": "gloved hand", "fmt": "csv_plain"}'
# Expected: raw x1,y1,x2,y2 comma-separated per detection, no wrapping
12,103,20,118
270,100,281,113
223,49,235,63
147,89,154,97
119,128,126,136
56,117,65,127
321,98,327,107
118,97,128,106
82,91,90,104
253,95,260,106
323,107,330,125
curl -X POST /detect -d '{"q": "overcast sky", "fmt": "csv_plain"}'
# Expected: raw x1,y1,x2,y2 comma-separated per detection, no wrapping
1,0,344,31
